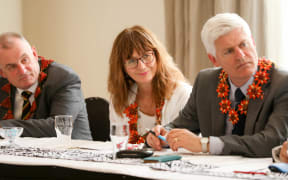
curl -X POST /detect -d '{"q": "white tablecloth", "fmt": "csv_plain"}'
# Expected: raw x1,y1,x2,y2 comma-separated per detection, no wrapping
0,137,277,180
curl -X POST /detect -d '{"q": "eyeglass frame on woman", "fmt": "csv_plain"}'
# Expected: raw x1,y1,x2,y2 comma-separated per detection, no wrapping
124,51,155,69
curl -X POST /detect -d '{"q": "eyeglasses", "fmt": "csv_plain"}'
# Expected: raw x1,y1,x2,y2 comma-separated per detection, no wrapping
124,52,154,69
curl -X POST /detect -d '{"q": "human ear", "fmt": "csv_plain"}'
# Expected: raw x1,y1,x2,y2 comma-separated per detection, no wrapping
208,54,220,67
31,46,38,59
0,69,6,78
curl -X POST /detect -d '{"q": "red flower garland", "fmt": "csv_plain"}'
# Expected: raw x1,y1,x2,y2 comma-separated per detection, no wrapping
217,58,272,125
0,57,53,120
123,101,164,144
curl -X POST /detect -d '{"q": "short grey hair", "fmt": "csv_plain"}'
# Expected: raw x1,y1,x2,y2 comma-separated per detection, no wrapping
201,13,251,56
0,32,31,49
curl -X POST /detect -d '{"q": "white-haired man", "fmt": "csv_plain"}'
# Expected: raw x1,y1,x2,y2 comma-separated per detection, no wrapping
146,13,288,157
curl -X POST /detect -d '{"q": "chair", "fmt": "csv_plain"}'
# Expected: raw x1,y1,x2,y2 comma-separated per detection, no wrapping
85,97,110,141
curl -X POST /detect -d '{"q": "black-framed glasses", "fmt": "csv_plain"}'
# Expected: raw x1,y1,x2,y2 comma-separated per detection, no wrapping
125,51,154,69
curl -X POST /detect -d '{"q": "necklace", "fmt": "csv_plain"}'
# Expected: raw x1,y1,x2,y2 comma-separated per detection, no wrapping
216,58,273,125
0,57,53,120
123,100,164,144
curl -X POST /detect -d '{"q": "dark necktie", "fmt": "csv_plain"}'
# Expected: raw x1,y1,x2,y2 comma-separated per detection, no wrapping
21,91,32,120
232,88,246,135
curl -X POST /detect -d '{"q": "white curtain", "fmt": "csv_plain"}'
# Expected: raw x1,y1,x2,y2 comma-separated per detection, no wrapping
266,0,288,70
165,0,268,84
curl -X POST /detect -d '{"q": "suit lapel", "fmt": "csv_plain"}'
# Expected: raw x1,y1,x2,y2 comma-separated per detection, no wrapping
212,69,226,136
0,105,7,119
245,74,272,135
0,80,10,119
10,87,16,112
212,95,226,135
245,98,263,135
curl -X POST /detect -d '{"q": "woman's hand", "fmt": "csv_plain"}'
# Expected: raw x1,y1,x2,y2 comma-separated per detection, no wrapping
146,125,168,150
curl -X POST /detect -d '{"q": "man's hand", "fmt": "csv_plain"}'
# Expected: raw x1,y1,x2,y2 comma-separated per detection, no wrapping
146,125,168,150
280,141,288,163
166,129,201,152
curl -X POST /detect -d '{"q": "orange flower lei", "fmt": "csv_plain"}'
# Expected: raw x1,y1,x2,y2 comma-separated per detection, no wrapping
0,57,53,120
217,58,273,125
123,100,164,144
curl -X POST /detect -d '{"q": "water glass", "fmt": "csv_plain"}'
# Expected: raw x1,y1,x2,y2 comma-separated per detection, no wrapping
55,115,73,141
286,138,288,156
0,127,23,147
110,122,129,159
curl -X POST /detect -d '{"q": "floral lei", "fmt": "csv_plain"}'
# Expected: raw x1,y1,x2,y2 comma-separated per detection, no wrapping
216,58,273,125
123,100,164,144
0,57,54,120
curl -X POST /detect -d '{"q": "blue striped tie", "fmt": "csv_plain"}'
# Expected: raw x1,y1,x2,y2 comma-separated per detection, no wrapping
21,91,32,120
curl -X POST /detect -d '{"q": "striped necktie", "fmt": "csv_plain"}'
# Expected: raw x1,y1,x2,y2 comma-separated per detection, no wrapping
21,91,32,120
232,88,246,135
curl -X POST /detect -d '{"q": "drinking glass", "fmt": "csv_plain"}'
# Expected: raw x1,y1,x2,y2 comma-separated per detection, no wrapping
55,115,73,141
110,122,129,159
286,138,288,156
0,127,23,147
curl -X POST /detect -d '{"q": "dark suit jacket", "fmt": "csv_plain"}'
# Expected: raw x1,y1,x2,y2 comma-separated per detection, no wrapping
0,59,92,140
167,66,288,157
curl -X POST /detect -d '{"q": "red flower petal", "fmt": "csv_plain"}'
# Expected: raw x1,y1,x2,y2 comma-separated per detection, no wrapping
228,109,239,125
217,83,229,98
247,83,263,99
219,99,231,114
238,100,249,115
1,84,11,93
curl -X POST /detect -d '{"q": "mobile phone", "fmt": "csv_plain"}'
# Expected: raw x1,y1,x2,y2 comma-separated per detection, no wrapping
143,155,182,163
116,149,154,158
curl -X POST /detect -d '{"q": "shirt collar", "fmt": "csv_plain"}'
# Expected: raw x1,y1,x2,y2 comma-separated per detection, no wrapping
17,81,38,96
229,75,254,101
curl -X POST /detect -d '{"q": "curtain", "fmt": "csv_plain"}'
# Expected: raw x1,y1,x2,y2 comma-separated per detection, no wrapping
165,0,268,84
266,0,288,69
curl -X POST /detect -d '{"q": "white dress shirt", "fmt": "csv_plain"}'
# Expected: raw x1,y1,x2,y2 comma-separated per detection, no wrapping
14,82,38,120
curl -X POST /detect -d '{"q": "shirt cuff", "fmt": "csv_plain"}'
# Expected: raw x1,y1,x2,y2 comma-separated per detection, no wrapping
209,136,224,155
272,145,282,163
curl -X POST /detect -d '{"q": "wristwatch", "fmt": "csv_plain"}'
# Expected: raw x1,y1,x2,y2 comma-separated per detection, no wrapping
200,137,209,153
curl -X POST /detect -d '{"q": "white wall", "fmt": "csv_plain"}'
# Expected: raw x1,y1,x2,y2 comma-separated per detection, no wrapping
22,0,165,100
266,0,288,69
0,0,22,33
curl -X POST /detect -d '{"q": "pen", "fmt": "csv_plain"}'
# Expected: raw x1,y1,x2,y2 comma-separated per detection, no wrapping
233,171,267,175
146,128,167,142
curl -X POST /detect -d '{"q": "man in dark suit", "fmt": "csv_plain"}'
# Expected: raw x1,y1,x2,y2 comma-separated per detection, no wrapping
0,32,92,140
147,13,288,157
